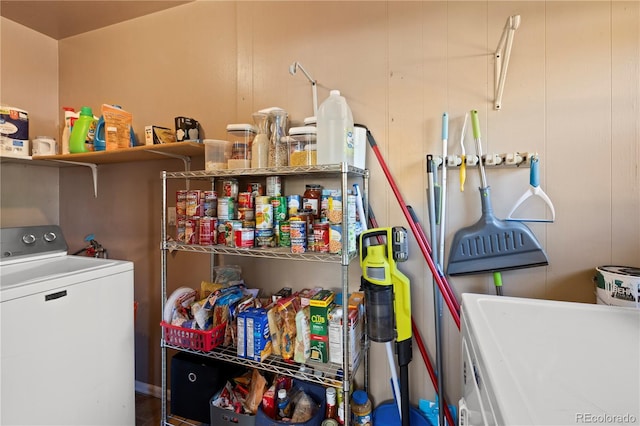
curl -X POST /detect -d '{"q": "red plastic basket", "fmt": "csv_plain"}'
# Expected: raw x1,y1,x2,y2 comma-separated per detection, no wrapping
160,321,226,351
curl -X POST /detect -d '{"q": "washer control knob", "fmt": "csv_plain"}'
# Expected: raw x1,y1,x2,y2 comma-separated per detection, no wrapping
22,234,36,244
43,232,57,242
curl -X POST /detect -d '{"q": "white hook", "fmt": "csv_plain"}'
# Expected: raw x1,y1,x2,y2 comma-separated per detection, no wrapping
289,61,318,117
494,15,521,110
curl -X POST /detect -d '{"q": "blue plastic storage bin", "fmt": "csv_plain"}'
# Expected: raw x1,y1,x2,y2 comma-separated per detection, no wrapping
255,380,326,426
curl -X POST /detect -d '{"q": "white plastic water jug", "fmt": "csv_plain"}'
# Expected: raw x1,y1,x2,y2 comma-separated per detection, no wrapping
316,90,354,166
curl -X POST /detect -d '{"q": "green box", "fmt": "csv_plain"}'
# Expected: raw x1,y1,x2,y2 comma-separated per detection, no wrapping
309,290,334,336
309,335,329,363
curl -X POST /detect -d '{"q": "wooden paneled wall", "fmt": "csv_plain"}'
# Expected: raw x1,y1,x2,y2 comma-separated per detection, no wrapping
4,0,637,408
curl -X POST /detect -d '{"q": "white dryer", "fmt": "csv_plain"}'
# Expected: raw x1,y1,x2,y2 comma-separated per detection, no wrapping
459,293,639,426
0,225,135,425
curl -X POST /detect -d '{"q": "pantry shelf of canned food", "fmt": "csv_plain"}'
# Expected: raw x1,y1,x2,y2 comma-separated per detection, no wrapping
159,162,369,426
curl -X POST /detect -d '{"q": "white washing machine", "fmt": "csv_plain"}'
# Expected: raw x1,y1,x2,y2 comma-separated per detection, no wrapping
459,293,640,426
0,225,135,425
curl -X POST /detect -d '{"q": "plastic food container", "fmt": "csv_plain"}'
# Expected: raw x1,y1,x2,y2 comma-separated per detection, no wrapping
204,139,232,170
288,126,317,166
226,124,256,169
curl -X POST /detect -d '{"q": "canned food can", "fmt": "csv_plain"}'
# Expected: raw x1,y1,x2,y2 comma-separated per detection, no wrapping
216,222,227,245
176,215,186,242
296,210,315,249
238,192,253,209
237,207,255,221
255,196,273,229
234,228,255,248
329,224,345,254
266,176,282,196
203,190,217,217
198,217,214,245
255,228,275,248
287,194,302,216
313,222,330,252
222,178,239,199
278,221,291,247
185,217,199,244
218,197,236,220
176,190,187,216
248,182,264,197
271,196,287,222
289,219,307,253
322,420,339,426
186,190,201,217
224,220,243,247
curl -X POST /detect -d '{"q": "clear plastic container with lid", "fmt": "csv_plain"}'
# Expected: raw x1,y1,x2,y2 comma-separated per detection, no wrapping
204,139,232,170
251,112,270,168
288,126,317,166
226,123,256,169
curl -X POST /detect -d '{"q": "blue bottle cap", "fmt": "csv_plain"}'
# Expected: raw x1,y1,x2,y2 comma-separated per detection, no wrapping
352,390,368,405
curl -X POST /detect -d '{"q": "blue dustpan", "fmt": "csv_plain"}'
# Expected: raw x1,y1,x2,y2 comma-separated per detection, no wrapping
373,401,432,426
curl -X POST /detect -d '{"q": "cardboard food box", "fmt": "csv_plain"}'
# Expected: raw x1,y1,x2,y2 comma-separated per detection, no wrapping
308,290,334,364
145,125,177,145
298,287,322,308
252,308,272,362
309,290,334,336
236,311,247,358
309,335,329,364
328,306,362,369
175,116,199,141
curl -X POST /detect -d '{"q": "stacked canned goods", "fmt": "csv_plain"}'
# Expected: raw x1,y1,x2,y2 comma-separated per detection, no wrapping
172,179,353,254
175,189,218,245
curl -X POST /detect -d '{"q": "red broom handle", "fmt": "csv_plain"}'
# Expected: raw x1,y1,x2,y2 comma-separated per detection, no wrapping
367,130,461,329
412,319,457,426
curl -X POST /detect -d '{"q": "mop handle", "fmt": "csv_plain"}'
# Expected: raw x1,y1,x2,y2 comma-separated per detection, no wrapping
407,205,459,310
439,113,448,265
470,110,488,188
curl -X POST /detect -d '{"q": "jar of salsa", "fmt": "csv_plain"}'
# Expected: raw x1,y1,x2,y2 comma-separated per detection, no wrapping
303,184,322,220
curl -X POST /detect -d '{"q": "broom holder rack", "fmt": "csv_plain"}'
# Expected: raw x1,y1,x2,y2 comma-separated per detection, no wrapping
431,151,536,169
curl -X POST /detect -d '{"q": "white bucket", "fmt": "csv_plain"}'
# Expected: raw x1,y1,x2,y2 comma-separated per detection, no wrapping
594,265,640,309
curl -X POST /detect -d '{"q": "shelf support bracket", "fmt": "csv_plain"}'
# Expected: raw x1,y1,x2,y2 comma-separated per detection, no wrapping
148,150,192,189
494,15,521,110
147,150,191,171
56,160,99,197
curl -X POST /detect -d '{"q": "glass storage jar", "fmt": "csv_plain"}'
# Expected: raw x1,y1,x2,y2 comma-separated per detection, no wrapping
268,109,288,167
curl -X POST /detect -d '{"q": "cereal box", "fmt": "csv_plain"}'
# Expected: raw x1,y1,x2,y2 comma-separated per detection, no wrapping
253,308,272,362
328,306,362,368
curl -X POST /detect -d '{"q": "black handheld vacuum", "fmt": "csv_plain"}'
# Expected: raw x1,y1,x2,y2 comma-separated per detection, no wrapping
360,227,412,426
